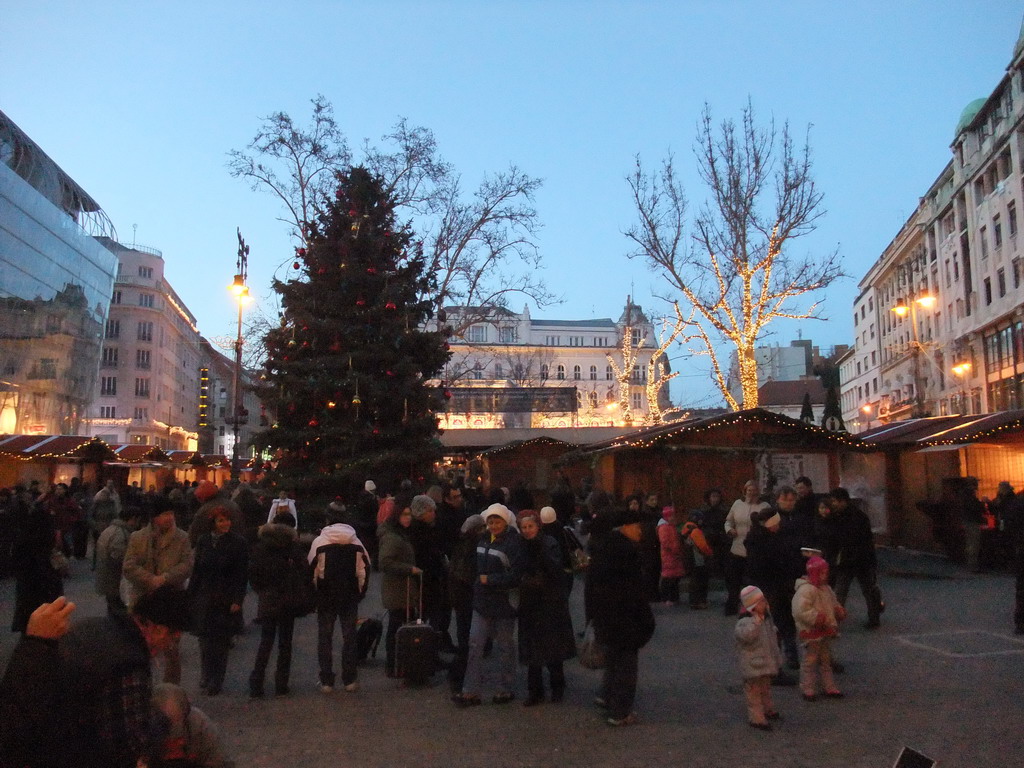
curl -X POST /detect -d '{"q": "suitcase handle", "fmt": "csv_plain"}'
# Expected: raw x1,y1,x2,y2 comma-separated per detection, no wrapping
405,571,424,624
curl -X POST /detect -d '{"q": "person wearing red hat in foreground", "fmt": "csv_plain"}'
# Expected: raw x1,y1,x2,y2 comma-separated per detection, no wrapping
791,556,846,701
735,585,783,731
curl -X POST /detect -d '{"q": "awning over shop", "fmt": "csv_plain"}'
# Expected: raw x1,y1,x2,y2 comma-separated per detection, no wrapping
858,410,1024,448
0,434,116,461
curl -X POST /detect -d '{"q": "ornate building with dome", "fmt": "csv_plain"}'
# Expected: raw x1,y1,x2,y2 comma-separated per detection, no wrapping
842,19,1024,431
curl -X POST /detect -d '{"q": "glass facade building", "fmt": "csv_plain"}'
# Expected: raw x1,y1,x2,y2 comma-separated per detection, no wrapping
0,110,118,435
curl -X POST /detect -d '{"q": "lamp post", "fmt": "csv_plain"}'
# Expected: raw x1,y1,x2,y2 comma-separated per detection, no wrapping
229,229,251,483
891,292,935,418
952,360,972,415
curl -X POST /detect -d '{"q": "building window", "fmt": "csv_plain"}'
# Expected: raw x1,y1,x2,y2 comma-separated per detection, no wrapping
993,215,1003,250
594,337,606,347
631,392,642,411
998,269,1006,298
467,325,486,343
1009,201,1018,238
589,365,597,380
556,365,565,380
139,293,155,308
588,391,598,408
219,426,225,437
984,277,993,306
472,363,483,380
135,378,150,398
497,326,517,343
573,365,581,380
631,329,642,346
494,363,503,379
606,365,613,381
99,406,116,418
111,290,122,305
105,319,120,339
101,347,119,367
138,266,153,278
134,407,148,420
100,376,117,396
980,226,988,259
136,349,151,369
545,335,561,346
1014,258,1022,290
137,321,153,342
606,389,615,403
540,364,549,380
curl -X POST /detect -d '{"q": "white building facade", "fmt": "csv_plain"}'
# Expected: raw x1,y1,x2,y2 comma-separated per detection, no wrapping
441,302,670,428
843,26,1024,429
83,240,202,450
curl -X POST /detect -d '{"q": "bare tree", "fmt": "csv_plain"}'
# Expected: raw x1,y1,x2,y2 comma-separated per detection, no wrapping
606,297,646,424
644,306,686,424
228,96,554,345
626,101,843,410
227,95,350,250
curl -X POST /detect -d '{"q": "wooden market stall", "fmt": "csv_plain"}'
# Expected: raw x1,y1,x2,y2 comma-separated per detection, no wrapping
0,434,115,489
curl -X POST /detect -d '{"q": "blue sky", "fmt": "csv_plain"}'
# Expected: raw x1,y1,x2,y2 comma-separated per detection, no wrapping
3,1,1021,406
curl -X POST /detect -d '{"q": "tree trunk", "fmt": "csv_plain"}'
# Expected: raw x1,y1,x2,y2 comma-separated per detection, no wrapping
738,345,759,410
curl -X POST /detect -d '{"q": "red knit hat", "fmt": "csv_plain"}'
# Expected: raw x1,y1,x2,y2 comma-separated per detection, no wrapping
195,480,219,503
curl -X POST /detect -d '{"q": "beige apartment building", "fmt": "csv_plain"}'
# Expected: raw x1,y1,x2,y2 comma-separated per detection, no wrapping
843,26,1024,430
83,239,203,450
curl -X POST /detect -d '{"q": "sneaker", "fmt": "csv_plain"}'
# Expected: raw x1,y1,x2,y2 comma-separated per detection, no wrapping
343,682,359,692
606,713,637,727
319,683,334,694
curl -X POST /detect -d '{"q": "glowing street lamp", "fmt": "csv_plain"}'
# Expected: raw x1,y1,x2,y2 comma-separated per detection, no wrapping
890,292,937,418
229,229,250,482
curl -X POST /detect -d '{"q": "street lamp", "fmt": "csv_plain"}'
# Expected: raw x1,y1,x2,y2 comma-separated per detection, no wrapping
228,229,251,482
952,360,972,415
890,292,935,418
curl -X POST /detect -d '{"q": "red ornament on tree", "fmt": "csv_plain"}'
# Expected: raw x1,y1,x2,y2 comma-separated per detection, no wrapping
366,267,377,275
386,370,394,377
308,418,319,427
348,209,358,216
293,261,301,270
356,298,366,307
295,247,306,257
443,389,452,399
385,301,397,310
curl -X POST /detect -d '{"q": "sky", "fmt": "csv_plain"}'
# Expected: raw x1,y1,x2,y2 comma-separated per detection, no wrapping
3,1,1022,408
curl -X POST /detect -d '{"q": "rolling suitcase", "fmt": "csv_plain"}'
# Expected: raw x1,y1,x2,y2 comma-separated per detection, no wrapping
395,575,438,684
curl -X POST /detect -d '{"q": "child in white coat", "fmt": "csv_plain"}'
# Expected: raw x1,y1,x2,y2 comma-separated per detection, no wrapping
791,555,846,701
735,585,784,731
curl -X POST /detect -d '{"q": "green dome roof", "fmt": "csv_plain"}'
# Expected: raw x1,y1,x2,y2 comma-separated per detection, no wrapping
955,98,987,137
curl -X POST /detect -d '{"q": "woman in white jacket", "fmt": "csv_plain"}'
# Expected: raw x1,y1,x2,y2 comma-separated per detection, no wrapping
791,556,846,701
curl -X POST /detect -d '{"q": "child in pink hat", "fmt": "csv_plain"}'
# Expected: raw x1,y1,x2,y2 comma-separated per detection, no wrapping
735,585,784,730
791,556,846,701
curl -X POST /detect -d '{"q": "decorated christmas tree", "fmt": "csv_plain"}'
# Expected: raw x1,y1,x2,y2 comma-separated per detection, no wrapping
256,166,451,495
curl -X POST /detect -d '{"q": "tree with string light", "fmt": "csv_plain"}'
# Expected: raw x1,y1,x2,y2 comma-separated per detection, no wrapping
626,101,843,411
256,166,450,496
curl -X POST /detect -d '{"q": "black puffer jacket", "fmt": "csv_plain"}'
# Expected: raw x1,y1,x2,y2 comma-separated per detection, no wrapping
249,523,308,621
585,530,655,651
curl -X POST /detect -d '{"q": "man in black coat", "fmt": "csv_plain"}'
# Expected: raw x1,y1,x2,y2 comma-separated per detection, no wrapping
584,507,655,726
744,488,805,671
830,487,883,629
0,587,191,768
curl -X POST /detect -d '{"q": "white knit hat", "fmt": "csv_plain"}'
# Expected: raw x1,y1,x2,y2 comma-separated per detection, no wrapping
539,506,557,524
364,480,376,493
483,503,513,526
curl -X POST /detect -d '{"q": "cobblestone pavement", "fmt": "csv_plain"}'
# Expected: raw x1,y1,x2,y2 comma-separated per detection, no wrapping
2,547,1022,768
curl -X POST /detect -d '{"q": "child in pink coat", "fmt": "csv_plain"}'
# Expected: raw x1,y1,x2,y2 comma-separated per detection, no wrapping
656,506,685,605
791,556,846,700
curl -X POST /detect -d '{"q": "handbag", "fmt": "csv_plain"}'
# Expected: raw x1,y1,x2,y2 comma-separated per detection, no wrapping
578,621,607,669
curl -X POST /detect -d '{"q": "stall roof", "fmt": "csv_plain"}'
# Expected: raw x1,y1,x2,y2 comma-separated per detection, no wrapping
578,408,864,456
0,435,116,460
480,436,577,457
440,426,636,451
108,444,172,463
166,450,207,466
859,410,1024,447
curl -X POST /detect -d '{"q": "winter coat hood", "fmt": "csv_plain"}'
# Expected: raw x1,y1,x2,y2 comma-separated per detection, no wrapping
258,522,298,549
308,523,365,563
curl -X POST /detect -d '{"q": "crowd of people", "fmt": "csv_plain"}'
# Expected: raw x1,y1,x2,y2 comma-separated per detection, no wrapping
2,471,1024,764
